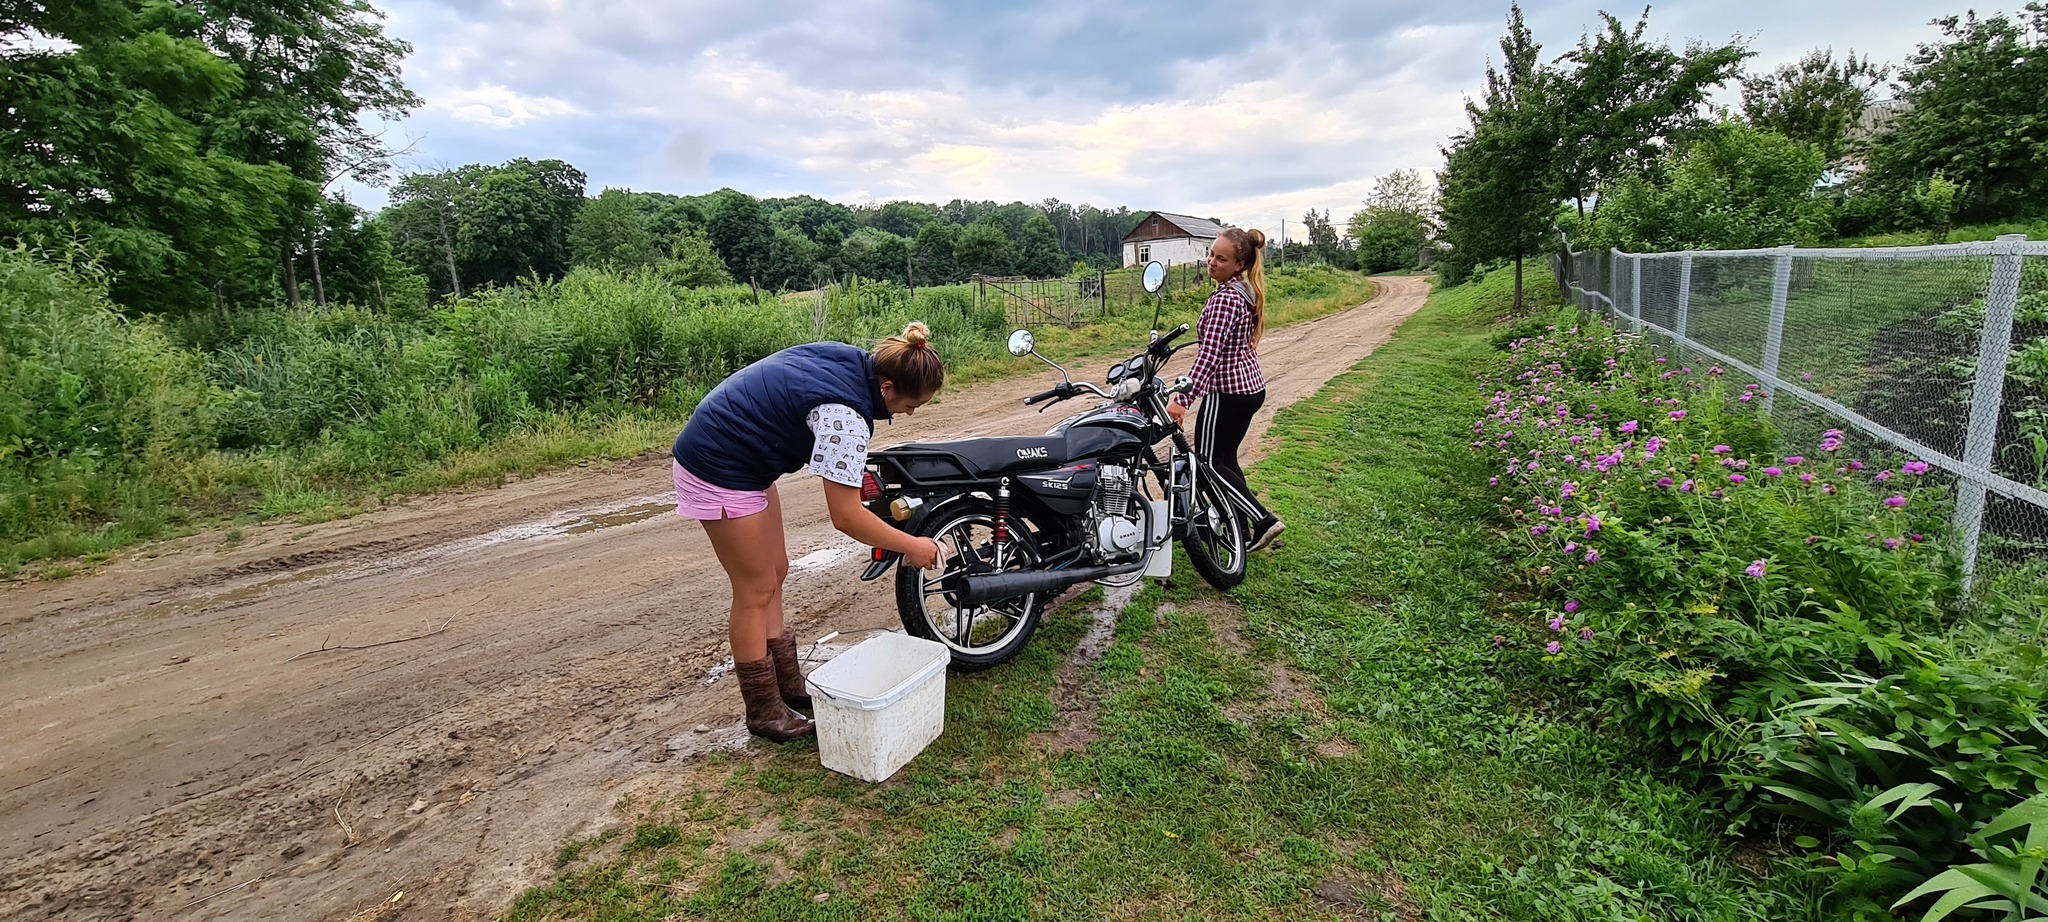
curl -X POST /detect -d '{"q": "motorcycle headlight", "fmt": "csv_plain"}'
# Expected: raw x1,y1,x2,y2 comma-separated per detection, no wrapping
1114,377,1142,400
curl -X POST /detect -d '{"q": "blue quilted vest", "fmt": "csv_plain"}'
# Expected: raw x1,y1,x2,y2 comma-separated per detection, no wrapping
672,342,891,491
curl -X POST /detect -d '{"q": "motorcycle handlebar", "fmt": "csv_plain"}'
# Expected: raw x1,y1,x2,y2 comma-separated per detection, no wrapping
1023,385,1066,406
1149,324,1191,355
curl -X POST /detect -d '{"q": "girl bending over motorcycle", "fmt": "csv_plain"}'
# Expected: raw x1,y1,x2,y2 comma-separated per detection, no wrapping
671,322,944,742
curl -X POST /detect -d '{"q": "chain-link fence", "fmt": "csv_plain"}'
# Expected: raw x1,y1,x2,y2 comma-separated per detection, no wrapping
1561,236,2048,603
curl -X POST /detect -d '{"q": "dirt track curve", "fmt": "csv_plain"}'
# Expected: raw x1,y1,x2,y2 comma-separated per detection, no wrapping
0,276,1429,921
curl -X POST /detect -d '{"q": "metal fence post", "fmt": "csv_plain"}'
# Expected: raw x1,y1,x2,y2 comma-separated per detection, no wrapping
1630,254,1643,333
1761,247,1793,415
1675,255,1693,342
1955,234,2028,593
1609,249,1622,322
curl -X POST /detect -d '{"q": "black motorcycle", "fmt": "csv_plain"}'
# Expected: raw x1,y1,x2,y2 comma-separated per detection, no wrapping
856,322,1252,670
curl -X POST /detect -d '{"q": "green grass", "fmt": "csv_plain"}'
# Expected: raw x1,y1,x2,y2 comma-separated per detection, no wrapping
1834,220,2048,248
504,270,1824,921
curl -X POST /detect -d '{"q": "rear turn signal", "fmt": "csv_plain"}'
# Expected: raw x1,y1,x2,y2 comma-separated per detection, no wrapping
860,471,882,502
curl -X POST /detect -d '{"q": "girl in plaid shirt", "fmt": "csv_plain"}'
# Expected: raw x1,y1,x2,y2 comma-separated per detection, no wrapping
1167,227,1284,552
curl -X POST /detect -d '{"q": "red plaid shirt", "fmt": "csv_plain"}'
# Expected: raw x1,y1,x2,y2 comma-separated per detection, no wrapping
1175,279,1265,407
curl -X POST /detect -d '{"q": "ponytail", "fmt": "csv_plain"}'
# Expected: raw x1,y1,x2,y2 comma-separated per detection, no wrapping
1219,227,1267,348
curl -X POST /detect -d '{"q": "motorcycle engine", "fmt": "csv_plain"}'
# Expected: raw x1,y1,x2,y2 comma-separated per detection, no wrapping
1085,465,1145,562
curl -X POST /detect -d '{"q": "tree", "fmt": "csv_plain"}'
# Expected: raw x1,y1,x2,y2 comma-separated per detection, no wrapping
1,10,296,311
570,188,659,270
1302,209,1344,265
843,229,909,284
1741,48,1888,167
868,201,939,238
297,196,424,311
1865,5,2048,222
952,220,1013,277
1351,173,1436,274
657,227,732,288
912,222,961,285
1551,9,1749,234
457,158,585,288
707,191,774,286
196,0,417,309
646,197,708,244
384,169,469,298
1366,169,1436,218
1437,4,1562,307
1016,214,1065,277
1599,122,1831,252
379,159,586,297
769,195,857,242
759,228,823,291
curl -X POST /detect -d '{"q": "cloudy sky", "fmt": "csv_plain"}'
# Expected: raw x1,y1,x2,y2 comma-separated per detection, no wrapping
353,0,1953,231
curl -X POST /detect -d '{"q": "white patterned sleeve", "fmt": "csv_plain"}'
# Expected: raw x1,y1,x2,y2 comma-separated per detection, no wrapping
805,404,872,487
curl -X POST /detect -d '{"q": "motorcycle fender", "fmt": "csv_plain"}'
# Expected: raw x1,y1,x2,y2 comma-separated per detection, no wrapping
859,551,900,581
857,493,980,581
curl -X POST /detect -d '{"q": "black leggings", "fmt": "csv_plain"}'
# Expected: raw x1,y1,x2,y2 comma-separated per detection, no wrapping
1195,390,1271,524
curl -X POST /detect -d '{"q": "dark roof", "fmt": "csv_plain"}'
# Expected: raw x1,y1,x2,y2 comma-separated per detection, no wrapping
1126,211,1225,242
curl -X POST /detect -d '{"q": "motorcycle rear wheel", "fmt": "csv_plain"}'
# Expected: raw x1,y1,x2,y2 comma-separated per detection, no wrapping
896,501,1047,671
1181,467,1248,590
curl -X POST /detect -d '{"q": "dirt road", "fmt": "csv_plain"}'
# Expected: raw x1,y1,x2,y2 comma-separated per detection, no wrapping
0,276,1429,921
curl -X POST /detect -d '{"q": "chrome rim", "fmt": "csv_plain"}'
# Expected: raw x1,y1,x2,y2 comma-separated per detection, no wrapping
915,513,1041,657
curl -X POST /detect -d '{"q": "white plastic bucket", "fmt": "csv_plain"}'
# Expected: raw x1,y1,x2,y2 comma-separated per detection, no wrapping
804,632,948,782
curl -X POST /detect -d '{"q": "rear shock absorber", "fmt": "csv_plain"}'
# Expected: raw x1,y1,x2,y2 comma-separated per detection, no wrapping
993,478,1011,568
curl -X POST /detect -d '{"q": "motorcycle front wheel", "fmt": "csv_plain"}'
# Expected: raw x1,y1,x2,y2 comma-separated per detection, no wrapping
895,501,1047,671
1180,466,1248,590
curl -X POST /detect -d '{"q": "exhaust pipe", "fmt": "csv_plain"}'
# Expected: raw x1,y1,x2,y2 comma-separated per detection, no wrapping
956,561,1146,607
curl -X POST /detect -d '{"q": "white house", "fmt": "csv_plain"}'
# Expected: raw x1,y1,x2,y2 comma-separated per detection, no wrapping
1121,211,1224,268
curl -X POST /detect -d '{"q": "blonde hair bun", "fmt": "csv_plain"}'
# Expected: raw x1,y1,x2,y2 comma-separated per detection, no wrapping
872,320,945,398
1246,228,1267,250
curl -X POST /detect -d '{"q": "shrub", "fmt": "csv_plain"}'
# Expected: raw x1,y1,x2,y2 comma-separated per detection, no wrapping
1735,656,2048,905
0,247,221,550
1478,317,1961,765
1596,124,1832,252
1476,308,2048,917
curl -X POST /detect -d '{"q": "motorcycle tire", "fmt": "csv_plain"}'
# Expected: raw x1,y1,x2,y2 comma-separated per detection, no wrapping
895,500,1048,672
1180,467,1248,591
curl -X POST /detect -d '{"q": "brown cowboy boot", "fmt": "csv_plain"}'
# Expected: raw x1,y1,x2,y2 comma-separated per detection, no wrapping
765,635,813,712
736,656,814,742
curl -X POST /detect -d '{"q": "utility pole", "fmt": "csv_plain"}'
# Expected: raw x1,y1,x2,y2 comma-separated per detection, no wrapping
1278,218,1285,268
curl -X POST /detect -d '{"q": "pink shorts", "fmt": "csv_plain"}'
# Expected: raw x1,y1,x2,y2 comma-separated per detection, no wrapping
673,460,770,521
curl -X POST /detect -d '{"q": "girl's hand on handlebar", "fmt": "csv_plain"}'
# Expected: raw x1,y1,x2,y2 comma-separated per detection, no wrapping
1167,402,1188,427
903,537,942,570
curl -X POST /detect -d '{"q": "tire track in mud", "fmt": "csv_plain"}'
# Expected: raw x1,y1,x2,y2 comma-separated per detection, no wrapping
0,277,1429,921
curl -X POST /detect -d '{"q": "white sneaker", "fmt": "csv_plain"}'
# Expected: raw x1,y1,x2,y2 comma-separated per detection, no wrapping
1248,517,1285,552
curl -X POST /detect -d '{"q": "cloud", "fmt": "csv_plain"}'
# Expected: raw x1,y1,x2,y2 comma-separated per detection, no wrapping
361,0,1950,224
430,83,581,127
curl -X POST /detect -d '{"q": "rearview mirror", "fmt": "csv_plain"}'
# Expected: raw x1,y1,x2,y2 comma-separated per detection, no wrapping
1141,260,1167,294
1007,329,1035,357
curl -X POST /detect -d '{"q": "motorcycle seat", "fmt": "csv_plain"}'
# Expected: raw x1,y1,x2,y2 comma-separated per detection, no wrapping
890,436,1076,478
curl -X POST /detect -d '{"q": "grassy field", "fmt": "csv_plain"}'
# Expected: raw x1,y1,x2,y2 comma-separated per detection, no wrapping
503,271,1822,921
